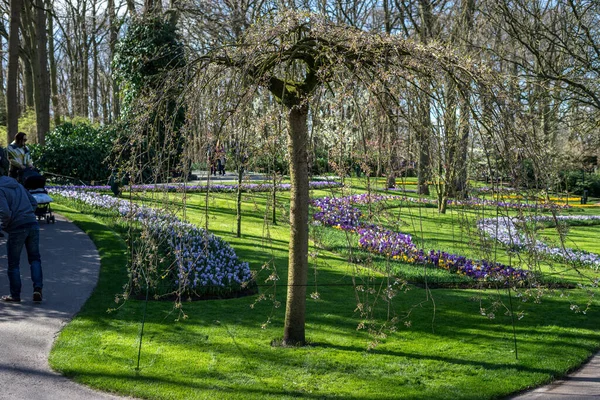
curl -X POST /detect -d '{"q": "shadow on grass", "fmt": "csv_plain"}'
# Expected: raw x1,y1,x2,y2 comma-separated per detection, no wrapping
51,197,600,400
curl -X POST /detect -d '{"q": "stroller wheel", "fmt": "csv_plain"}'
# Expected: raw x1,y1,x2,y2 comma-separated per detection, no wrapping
50,215,55,223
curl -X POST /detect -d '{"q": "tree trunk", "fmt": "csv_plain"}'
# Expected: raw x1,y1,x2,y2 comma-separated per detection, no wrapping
453,95,470,198
23,56,35,110
452,0,475,199
47,0,60,126
0,23,6,126
126,0,136,17
236,163,243,238
282,104,310,346
34,0,50,145
100,76,109,123
416,0,434,196
91,0,99,122
417,86,431,195
271,170,277,225
108,0,120,121
6,0,22,142
81,7,89,118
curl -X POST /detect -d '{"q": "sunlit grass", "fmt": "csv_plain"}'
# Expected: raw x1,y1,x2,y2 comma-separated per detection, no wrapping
48,181,600,400
539,225,600,254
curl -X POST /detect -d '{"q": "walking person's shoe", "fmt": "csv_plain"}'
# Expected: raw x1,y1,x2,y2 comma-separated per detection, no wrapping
1,295,21,303
33,288,42,303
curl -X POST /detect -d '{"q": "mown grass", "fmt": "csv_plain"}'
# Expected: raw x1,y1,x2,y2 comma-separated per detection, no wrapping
48,180,600,399
539,225,600,254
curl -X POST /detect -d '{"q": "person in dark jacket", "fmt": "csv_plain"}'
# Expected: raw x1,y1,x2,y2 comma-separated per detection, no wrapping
0,168,42,303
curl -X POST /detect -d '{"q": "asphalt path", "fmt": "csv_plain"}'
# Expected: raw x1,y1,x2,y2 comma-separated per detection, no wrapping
509,354,600,399
0,214,131,399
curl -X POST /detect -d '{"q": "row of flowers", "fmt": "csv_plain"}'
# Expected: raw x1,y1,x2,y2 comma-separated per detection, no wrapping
315,192,569,213
48,180,343,194
49,188,253,292
312,195,529,281
477,215,600,269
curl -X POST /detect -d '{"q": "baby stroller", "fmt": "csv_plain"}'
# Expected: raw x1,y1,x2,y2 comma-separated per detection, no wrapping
21,168,55,224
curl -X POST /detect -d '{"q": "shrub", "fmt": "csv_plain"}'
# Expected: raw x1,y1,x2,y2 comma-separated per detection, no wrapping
560,170,600,197
30,122,116,184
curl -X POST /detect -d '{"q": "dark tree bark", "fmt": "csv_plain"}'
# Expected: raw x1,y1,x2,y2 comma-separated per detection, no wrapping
81,3,89,118
34,0,50,145
450,0,476,199
91,0,99,122
6,0,22,142
416,0,434,195
23,55,34,110
108,0,120,121
48,0,61,126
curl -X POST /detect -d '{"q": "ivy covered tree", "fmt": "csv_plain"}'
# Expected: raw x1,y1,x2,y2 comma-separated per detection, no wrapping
112,14,187,183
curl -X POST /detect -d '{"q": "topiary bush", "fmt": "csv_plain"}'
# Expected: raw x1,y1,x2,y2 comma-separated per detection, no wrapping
30,122,116,184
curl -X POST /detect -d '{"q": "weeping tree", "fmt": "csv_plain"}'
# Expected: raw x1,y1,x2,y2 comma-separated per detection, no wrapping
178,11,521,345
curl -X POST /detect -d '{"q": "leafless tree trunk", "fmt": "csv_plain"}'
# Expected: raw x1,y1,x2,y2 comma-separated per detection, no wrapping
416,0,434,195
23,55,35,110
48,0,61,125
34,0,50,145
108,0,120,121
452,0,476,198
91,0,99,122
6,0,22,142
283,104,310,345
81,1,89,117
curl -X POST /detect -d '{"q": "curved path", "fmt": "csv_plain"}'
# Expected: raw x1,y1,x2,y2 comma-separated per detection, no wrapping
0,214,131,399
509,353,600,399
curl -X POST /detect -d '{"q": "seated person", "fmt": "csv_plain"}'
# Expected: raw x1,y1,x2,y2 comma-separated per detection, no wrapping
7,132,33,180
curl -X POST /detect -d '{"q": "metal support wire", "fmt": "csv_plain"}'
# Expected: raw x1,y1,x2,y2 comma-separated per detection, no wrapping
508,285,518,360
136,268,150,372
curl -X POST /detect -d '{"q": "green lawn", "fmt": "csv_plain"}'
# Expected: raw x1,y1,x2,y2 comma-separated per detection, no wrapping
48,181,600,399
539,225,600,254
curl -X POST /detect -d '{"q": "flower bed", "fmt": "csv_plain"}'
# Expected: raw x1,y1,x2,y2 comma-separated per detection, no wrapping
49,180,343,194
314,192,568,213
477,215,600,269
312,195,528,281
49,188,253,295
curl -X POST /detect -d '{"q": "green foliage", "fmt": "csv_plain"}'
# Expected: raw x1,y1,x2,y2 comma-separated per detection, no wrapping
30,122,116,183
253,152,289,175
112,15,187,182
113,16,185,112
561,170,600,197
0,109,38,146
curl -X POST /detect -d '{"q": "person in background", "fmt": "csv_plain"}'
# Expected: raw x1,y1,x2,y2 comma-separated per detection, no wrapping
0,163,42,303
7,132,33,180
216,142,226,175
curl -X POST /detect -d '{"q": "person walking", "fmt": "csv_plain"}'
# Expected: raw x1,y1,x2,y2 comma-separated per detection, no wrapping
0,164,42,303
216,142,226,175
7,132,34,181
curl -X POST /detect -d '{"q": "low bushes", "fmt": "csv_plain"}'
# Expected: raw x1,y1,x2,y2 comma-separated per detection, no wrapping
30,122,116,184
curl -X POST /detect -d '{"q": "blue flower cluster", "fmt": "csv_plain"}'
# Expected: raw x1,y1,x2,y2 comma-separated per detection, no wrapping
313,192,567,214
312,195,529,281
49,180,342,194
478,215,600,269
49,188,253,291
